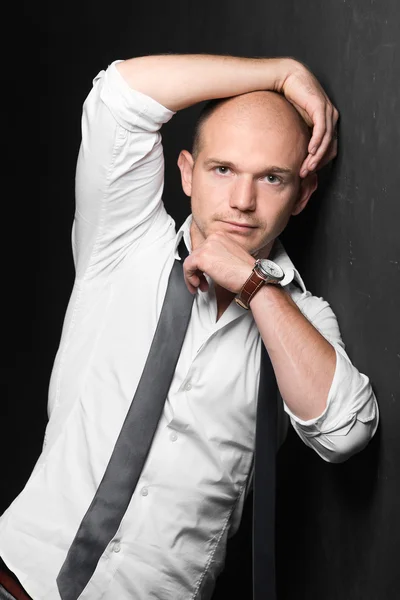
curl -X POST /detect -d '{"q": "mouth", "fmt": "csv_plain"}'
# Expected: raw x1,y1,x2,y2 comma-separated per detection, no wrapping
221,221,257,232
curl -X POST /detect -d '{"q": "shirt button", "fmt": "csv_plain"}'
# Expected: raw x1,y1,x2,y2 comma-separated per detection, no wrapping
185,382,192,391
141,486,149,497
170,431,178,442
113,542,121,553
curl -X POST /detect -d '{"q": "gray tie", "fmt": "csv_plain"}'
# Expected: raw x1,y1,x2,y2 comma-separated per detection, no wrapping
57,237,278,600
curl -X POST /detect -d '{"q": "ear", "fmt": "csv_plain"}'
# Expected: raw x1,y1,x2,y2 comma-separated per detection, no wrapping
177,150,195,197
291,173,318,216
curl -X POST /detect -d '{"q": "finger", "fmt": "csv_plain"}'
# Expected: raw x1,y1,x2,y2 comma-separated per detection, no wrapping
326,107,340,165
185,267,209,294
300,104,327,176
300,149,317,177
317,137,338,170
185,272,201,294
333,106,339,130
184,260,199,293
307,102,327,156
307,104,334,172
301,132,338,177
183,256,198,293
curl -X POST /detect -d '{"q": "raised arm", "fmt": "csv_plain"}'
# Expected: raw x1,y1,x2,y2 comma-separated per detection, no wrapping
117,53,338,174
73,60,176,279
74,54,336,280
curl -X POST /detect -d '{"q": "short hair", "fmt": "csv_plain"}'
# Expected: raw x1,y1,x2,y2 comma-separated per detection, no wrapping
191,97,233,162
190,94,312,162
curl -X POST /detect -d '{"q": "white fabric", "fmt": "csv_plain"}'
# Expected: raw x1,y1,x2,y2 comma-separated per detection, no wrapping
0,60,378,600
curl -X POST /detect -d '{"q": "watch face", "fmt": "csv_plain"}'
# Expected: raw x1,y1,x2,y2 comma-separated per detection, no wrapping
257,259,285,281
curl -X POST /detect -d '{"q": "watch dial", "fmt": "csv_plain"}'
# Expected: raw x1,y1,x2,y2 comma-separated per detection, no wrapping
258,259,284,280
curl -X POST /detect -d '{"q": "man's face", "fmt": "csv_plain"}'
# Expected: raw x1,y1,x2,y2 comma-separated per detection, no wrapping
178,91,317,256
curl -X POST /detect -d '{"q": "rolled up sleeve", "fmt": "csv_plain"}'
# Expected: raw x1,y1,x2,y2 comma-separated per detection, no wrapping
284,288,379,463
73,60,176,279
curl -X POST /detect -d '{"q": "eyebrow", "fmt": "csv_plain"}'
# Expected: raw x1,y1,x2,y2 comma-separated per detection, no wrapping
203,158,293,177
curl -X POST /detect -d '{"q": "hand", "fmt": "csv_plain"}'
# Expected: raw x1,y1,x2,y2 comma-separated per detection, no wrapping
183,232,256,295
276,59,339,178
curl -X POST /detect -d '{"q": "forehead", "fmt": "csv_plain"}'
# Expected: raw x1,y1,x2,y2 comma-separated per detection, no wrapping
201,109,307,168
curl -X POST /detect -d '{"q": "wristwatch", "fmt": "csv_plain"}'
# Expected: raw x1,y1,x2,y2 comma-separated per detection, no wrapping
235,259,285,310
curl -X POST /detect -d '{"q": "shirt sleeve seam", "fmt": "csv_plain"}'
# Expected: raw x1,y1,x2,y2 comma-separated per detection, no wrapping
78,124,123,282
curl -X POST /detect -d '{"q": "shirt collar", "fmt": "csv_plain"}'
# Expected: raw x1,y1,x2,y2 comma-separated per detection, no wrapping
173,214,306,293
173,214,193,259
268,238,306,292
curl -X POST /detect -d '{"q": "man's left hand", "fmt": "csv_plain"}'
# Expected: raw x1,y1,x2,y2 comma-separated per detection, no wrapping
183,233,256,295
276,58,339,177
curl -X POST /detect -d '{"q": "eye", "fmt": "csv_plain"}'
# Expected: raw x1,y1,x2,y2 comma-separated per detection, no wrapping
265,174,281,185
214,166,231,175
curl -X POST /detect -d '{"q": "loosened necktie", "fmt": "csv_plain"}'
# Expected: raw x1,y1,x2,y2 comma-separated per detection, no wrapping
57,237,278,600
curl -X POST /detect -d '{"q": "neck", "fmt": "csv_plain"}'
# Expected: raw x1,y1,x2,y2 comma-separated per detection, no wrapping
214,286,236,321
189,218,205,252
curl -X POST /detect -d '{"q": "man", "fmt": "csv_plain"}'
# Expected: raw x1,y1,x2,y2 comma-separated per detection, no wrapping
0,53,378,600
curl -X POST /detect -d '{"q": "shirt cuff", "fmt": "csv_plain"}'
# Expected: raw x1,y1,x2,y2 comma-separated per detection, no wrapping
95,59,176,133
284,343,377,437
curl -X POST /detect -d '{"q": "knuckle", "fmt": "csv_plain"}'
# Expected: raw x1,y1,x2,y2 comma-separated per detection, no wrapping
198,245,211,263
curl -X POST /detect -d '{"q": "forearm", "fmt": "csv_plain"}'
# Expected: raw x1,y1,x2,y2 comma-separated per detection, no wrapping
116,53,293,112
250,284,336,421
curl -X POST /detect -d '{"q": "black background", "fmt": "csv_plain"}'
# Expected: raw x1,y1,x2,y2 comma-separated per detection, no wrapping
3,1,399,598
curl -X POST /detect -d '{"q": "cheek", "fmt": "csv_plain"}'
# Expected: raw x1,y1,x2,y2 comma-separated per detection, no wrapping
191,179,221,213
259,191,297,230
272,211,292,234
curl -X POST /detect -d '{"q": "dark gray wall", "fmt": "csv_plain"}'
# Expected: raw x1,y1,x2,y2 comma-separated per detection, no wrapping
4,1,399,598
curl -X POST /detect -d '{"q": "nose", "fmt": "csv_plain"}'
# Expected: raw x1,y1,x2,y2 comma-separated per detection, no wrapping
229,175,257,212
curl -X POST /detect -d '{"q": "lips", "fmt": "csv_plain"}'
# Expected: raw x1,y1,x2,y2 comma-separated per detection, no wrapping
223,221,256,228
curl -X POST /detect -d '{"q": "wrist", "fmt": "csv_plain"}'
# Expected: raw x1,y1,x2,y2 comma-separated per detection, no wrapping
236,260,257,295
268,57,301,93
249,281,287,310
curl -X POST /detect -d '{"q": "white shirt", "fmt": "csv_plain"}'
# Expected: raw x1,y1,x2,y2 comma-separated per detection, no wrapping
0,60,379,600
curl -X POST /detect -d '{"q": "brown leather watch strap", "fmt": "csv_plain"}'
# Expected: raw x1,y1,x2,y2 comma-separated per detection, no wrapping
235,269,265,310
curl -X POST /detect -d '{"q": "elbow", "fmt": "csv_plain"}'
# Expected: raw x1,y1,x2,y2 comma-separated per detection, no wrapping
322,418,379,464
